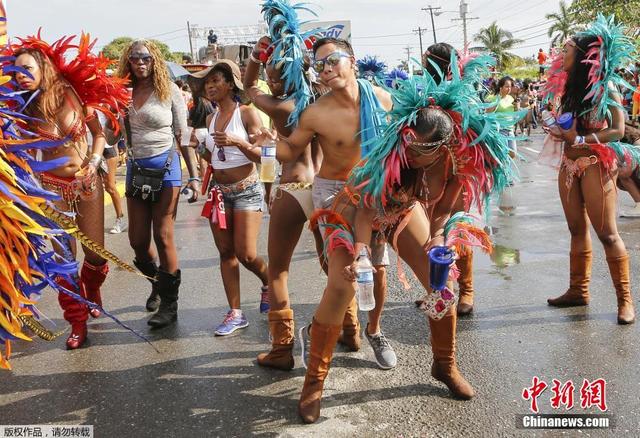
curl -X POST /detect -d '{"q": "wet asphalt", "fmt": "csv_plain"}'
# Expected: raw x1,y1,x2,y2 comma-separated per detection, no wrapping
1,131,639,437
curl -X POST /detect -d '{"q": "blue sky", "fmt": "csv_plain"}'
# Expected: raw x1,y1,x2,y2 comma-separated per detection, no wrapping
8,0,565,66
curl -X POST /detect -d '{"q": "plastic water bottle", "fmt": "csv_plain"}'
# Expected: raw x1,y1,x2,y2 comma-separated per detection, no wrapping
541,110,556,127
355,248,376,311
259,141,277,183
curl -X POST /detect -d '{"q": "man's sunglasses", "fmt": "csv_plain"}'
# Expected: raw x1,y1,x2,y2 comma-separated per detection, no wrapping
129,54,153,64
312,52,351,74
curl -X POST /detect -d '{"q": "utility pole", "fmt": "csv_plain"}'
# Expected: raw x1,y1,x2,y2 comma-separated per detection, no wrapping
421,6,441,44
413,27,424,61
451,1,478,48
187,21,194,61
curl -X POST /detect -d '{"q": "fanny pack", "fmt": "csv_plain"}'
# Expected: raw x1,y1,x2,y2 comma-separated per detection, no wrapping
124,115,175,203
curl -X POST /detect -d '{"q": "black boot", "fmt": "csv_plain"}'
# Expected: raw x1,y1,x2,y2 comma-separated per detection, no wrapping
148,269,180,328
134,259,160,312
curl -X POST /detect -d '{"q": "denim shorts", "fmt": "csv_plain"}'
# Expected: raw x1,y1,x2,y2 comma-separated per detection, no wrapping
210,175,264,212
126,150,182,188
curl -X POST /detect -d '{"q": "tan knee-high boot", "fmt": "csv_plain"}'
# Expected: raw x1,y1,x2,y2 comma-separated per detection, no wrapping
456,252,475,315
429,307,475,400
337,297,361,351
548,250,591,307
257,309,295,370
298,319,342,424
606,254,635,325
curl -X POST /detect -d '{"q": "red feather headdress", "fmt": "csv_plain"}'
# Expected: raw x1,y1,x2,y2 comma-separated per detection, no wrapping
11,30,130,133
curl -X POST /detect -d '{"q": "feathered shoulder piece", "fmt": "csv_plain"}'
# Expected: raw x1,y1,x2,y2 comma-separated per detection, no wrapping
357,55,387,84
10,30,130,131
349,56,520,213
541,47,566,108
261,0,320,126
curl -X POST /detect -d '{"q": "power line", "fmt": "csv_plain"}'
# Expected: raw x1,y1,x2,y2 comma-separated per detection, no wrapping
145,28,185,39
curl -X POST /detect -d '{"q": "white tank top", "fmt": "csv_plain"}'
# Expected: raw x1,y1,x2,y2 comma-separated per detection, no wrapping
205,104,253,169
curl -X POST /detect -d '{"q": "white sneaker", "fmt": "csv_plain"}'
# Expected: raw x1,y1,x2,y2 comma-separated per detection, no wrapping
620,204,640,218
109,217,128,234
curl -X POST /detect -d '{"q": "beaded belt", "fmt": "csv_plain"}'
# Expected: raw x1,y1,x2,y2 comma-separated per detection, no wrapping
211,172,259,194
40,172,79,212
278,182,313,191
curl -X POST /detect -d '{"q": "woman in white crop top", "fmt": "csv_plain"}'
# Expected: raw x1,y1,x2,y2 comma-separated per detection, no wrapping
192,60,270,335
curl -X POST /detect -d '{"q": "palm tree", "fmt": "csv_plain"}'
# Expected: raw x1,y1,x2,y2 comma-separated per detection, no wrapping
473,22,523,68
546,0,575,48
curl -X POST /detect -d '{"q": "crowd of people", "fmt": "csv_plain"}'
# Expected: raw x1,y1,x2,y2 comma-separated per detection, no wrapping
2,0,640,426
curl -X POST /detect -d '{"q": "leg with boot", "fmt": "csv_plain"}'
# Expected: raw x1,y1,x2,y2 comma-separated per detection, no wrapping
258,190,307,370
133,258,160,312
127,196,160,312
395,205,474,399
548,165,593,307
57,275,89,350
582,167,635,324
147,187,181,329
450,195,476,315
80,260,109,318
299,247,357,424
456,250,475,315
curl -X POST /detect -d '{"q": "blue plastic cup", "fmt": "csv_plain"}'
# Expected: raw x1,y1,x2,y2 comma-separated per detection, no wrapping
428,246,455,291
557,112,574,130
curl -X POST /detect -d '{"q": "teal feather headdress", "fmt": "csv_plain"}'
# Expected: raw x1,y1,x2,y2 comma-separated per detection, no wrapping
543,14,637,121
349,56,523,214
580,14,637,121
261,0,320,126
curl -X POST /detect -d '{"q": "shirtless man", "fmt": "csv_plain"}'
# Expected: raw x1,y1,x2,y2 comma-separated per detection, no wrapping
260,37,397,371
243,36,325,370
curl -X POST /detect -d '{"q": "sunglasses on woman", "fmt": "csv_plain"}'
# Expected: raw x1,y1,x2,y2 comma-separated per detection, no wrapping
312,52,351,74
217,146,226,162
129,54,153,64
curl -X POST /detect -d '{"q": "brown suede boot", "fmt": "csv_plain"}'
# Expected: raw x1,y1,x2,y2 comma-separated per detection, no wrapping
337,297,361,351
257,309,295,370
298,319,342,424
606,254,635,325
548,250,591,307
456,252,475,315
429,307,475,400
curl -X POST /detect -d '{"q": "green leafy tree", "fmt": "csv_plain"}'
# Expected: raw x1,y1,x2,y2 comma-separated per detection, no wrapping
101,36,182,62
569,0,640,31
473,22,524,68
546,1,577,47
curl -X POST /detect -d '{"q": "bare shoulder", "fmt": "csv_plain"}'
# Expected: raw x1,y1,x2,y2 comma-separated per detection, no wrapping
373,85,393,111
239,104,259,119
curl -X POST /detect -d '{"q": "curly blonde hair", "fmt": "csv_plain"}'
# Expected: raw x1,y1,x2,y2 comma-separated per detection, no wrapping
116,39,171,102
15,48,69,121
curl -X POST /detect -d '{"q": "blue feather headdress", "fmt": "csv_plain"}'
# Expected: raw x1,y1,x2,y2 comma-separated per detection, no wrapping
349,56,523,214
261,0,320,126
384,68,409,89
357,55,387,84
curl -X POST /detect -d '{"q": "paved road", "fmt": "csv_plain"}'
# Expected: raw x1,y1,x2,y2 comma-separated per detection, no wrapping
2,132,639,437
